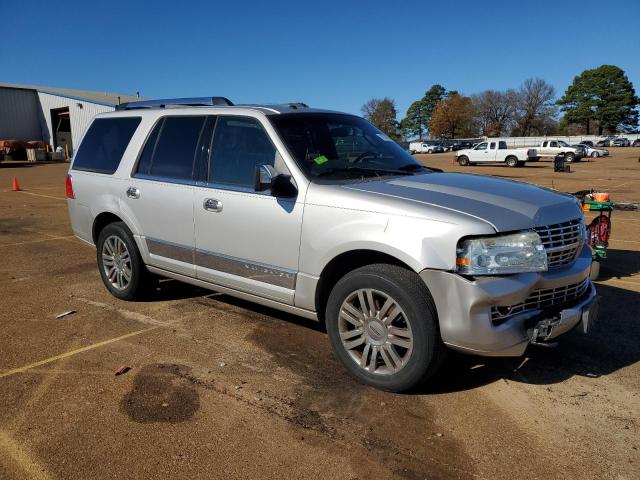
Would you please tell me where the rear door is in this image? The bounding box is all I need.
[192,115,303,304]
[121,115,209,277]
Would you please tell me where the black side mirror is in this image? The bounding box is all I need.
[255,164,297,198]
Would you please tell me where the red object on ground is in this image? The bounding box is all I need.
[114,366,131,376]
[12,176,21,191]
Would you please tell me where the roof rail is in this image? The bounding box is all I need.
[115,96,234,110]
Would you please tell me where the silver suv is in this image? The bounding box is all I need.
[66,97,598,392]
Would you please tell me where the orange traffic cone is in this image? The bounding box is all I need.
[12,176,22,191]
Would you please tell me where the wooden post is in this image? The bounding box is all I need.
[65,144,70,161]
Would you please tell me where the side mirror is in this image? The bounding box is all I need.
[255,164,277,192]
[255,164,297,198]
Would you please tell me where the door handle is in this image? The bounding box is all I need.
[126,187,140,199]
[203,198,223,212]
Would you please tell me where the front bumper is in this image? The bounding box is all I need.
[420,244,595,357]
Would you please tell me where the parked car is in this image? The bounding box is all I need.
[572,144,609,158]
[455,139,537,167]
[632,139,640,147]
[596,139,611,147]
[66,97,598,392]
[580,140,594,147]
[532,140,583,162]
[612,138,630,147]
[433,143,447,153]
[409,142,439,154]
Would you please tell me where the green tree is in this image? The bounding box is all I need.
[558,65,639,134]
[400,84,446,139]
[361,97,401,140]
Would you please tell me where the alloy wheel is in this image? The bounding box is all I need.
[101,235,132,290]
[338,288,413,375]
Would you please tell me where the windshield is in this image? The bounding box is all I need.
[269,113,428,181]
[558,140,570,147]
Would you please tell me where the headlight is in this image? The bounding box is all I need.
[456,231,547,275]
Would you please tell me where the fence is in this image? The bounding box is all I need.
[480,134,640,147]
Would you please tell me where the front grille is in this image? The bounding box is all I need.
[491,277,590,322]
[535,218,583,268]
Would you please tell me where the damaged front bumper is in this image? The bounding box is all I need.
[420,244,596,357]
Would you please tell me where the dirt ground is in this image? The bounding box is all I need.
[1,148,638,480]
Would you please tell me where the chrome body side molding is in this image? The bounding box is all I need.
[145,237,297,290]
[146,265,317,321]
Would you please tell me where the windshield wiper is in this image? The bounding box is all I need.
[397,163,427,172]
[315,166,414,177]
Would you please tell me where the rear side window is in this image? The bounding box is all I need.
[73,117,141,174]
[136,116,207,180]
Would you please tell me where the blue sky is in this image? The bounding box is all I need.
[1,0,639,116]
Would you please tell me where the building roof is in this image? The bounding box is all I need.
[0,82,142,106]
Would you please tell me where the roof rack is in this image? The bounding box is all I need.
[115,96,234,110]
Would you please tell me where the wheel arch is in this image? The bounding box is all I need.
[314,249,417,323]
[92,211,129,244]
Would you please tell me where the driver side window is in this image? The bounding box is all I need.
[209,116,276,189]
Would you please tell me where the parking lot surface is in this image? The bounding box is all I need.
[1,149,639,479]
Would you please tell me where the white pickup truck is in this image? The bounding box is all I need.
[455,139,537,167]
[532,140,582,162]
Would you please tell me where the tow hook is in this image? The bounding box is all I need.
[529,320,559,348]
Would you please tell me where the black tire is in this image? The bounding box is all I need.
[565,152,575,163]
[96,221,152,301]
[591,151,599,158]
[457,155,469,166]
[506,156,518,167]
[325,264,445,392]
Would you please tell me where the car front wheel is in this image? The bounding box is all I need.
[326,264,445,392]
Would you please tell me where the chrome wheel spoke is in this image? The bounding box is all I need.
[389,336,411,349]
[340,328,363,340]
[388,326,411,339]
[368,346,379,372]
[344,336,365,349]
[340,309,361,327]
[360,344,371,368]
[384,343,402,367]
[343,302,364,321]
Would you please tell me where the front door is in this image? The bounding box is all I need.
[193,115,304,304]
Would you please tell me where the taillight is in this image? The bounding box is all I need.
[65,174,75,199]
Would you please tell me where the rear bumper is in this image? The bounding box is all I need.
[420,244,594,356]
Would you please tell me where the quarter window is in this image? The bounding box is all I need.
[489,142,496,150]
[136,116,207,180]
[73,117,141,174]
[209,116,276,188]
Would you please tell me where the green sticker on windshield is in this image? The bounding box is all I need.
[314,155,329,165]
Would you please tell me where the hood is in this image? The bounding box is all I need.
[344,173,582,231]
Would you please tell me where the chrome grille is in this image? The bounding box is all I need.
[491,277,590,322]
[535,218,583,268]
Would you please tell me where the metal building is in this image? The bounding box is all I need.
[0,82,141,155]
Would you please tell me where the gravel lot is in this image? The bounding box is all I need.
[1,148,638,479]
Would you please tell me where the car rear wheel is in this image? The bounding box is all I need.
[506,156,518,167]
[326,264,445,392]
[97,222,151,300]
[457,155,469,166]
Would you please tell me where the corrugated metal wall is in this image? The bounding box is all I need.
[37,92,113,154]
[0,87,43,140]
